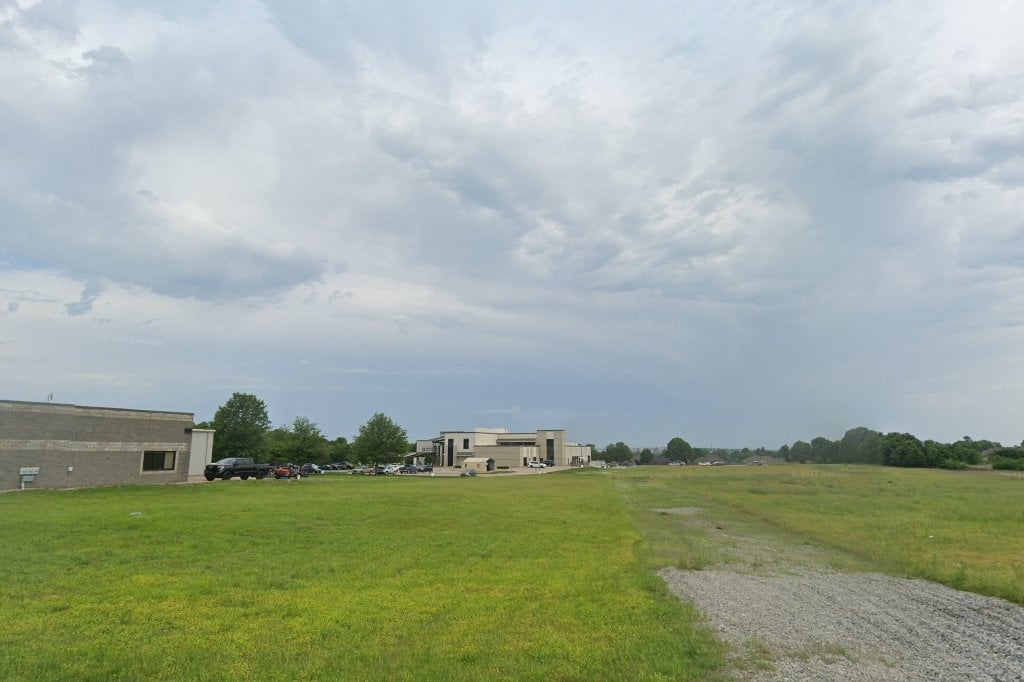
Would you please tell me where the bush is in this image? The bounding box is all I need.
[991,457,1024,471]
[938,459,966,470]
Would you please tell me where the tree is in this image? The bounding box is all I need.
[790,440,811,462]
[351,413,408,464]
[948,438,981,465]
[291,416,328,463]
[810,437,835,463]
[603,442,633,464]
[880,432,925,467]
[265,425,293,462]
[327,437,351,462]
[638,448,654,464]
[665,437,693,462]
[211,392,271,460]
[838,427,883,464]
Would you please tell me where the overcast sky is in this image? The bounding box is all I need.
[2,1,1023,449]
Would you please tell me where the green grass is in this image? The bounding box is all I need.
[5,465,1021,680]
[613,464,1024,604]
[0,474,725,681]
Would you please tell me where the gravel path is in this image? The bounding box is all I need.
[654,509,1024,681]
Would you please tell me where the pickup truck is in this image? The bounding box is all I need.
[204,457,270,481]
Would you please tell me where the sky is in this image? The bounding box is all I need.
[2,1,1023,450]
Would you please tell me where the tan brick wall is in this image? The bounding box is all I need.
[0,401,193,490]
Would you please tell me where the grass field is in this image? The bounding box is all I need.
[615,464,1024,605]
[0,472,724,681]
[2,465,1021,680]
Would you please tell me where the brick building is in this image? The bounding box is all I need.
[0,400,196,491]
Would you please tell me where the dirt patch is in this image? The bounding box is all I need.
[651,507,705,516]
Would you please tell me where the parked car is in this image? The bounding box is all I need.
[544,460,555,467]
[273,465,297,479]
[382,464,402,475]
[334,462,353,470]
[417,464,433,473]
[204,457,270,481]
[527,461,546,468]
[398,464,418,474]
[352,465,374,475]
[460,469,477,477]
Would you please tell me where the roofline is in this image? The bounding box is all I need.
[0,399,194,418]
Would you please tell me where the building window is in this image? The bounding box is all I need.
[463,438,470,450]
[142,451,176,471]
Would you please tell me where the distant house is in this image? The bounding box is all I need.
[415,428,591,469]
[0,400,205,491]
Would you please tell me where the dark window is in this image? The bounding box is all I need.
[142,451,176,471]
[447,439,454,467]
[463,438,470,450]
[546,438,555,460]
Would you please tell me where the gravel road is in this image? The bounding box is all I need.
[653,508,1024,681]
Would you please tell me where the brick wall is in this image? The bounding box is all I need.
[0,401,194,490]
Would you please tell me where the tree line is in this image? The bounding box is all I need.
[201,392,1024,472]
[196,392,412,465]
[594,428,1023,470]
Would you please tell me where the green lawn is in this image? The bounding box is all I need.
[614,464,1024,605]
[0,473,724,681]
[4,465,1020,680]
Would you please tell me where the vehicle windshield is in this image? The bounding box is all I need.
[211,458,235,465]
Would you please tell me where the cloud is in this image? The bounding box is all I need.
[79,45,130,77]
[64,280,105,316]
[1,1,1023,447]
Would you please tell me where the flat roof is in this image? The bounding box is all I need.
[0,399,193,418]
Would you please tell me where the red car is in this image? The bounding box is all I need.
[273,465,297,479]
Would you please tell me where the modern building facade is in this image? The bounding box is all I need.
[416,428,591,469]
[0,400,198,491]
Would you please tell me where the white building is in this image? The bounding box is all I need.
[415,428,591,469]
